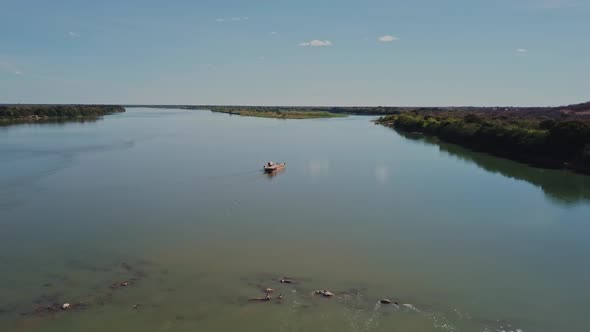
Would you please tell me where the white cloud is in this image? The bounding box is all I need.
[242,17,249,20]
[516,48,528,53]
[378,35,399,43]
[257,56,266,60]
[231,17,241,21]
[299,40,333,47]
[270,31,278,35]
[215,18,225,22]
[68,31,80,38]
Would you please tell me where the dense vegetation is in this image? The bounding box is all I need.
[0,104,125,122]
[376,102,590,174]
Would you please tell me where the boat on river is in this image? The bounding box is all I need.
[264,161,286,173]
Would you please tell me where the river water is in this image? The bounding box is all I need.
[1,108,589,332]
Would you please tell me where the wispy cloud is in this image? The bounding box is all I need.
[537,0,578,9]
[516,48,529,53]
[0,61,23,75]
[270,31,278,35]
[378,35,399,43]
[68,31,80,38]
[299,40,333,47]
[216,16,249,22]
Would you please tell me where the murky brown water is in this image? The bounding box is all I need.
[1,108,589,332]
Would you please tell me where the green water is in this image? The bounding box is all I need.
[1,108,589,332]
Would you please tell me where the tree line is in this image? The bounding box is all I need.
[377,108,590,174]
[0,104,125,120]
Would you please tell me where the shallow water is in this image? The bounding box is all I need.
[1,108,589,332]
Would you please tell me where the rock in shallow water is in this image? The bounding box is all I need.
[314,290,334,297]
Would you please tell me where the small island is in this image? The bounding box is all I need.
[0,104,125,124]
[209,107,346,119]
[376,101,590,174]
[126,105,409,117]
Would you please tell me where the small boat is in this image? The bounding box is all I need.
[264,161,286,173]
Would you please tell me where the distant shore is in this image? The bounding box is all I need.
[2,103,589,175]
[125,102,590,117]
[0,104,125,124]
[209,107,346,119]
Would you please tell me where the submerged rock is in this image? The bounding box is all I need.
[248,297,271,302]
[120,262,133,272]
[280,278,294,284]
[249,293,272,302]
[111,281,130,289]
[314,290,334,297]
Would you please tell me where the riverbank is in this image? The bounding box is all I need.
[0,104,125,124]
[376,102,590,174]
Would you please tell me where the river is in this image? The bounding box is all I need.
[1,107,589,332]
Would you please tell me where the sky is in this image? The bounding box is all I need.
[0,0,589,106]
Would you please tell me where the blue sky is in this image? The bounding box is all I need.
[0,0,588,106]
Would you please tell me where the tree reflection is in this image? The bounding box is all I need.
[394,129,590,205]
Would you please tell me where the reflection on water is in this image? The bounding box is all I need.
[394,129,590,205]
[0,117,102,129]
[264,167,286,179]
[308,160,330,178]
[374,164,390,185]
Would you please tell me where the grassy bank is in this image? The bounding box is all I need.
[210,107,346,119]
[0,104,125,123]
[376,102,590,174]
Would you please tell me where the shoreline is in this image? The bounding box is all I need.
[376,110,590,175]
[0,105,125,124]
